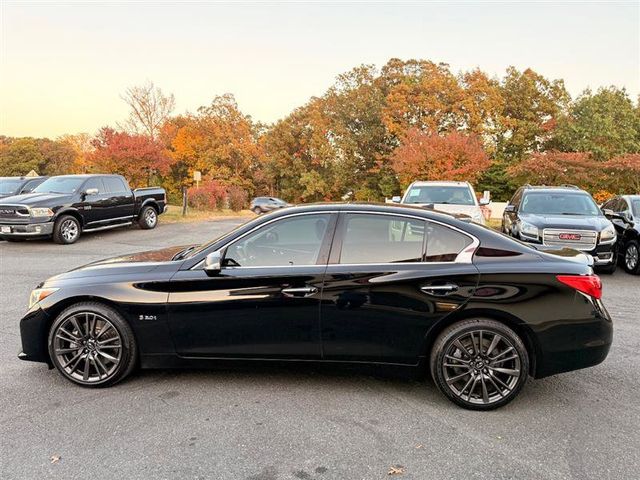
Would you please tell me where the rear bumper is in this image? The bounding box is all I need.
[0,222,54,237]
[534,299,613,378]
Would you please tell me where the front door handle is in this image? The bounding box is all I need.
[420,284,459,296]
[281,286,318,298]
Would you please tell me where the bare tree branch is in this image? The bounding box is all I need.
[119,80,175,140]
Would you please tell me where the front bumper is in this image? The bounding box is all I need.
[18,306,52,365]
[0,222,54,237]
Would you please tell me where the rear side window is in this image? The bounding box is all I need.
[338,214,425,264]
[425,222,473,262]
[103,177,128,193]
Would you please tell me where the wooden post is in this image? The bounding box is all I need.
[182,186,187,216]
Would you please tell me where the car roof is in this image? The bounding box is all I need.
[409,181,471,187]
[521,185,587,194]
[47,174,118,179]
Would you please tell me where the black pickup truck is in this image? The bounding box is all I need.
[0,174,166,244]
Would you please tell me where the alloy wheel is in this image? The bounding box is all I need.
[441,329,522,406]
[61,219,79,242]
[52,312,122,384]
[144,208,157,227]
[626,244,639,271]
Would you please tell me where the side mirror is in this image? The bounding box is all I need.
[391,196,401,203]
[479,198,491,206]
[84,188,99,196]
[204,250,222,276]
[602,208,614,217]
[504,204,515,213]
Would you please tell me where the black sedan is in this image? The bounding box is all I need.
[18,203,612,410]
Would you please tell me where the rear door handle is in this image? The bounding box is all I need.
[420,284,459,296]
[281,286,318,298]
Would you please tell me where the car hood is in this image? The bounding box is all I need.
[45,245,193,282]
[0,192,74,206]
[410,203,481,216]
[520,213,611,231]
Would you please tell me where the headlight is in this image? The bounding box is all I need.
[28,288,59,309]
[519,220,539,239]
[29,207,54,218]
[600,225,617,244]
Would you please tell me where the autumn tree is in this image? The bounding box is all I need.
[391,129,490,187]
[88,127,169,187]
[508,151,599,190]
[57,133,94,173]
[120,81,175,140]
[549,87,640,160]
[603,154,640,193]
[0,138,44,175]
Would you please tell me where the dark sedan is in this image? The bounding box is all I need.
[18,203,612,410]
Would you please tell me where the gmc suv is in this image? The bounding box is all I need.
[502,185,617,273]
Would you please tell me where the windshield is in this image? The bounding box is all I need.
[404,185,475,206]
[631,198,640,217]
[0,179,23,195]
[521,193,600,216]
[33,177,85,194]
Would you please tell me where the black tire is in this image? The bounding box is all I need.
[138,205,158,229]
[596,261,617,275]
[252,207,262,215]
[52,215,81,244]
[48,302,137,387]
[430,318,529,410]
[623,240,640,274]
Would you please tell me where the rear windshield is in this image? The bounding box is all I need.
[404,185,475,206]
[521,192,600,216]
[0,179,23,195]
[33,177,85,194]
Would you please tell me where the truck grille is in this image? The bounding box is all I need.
[0,205,30,220]
[542,228,597,251]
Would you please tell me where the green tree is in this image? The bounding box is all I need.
[0,138,45,176]
[549,87,640,160]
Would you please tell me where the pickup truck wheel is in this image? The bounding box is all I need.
[53,215,81,244]
[138,206,157,229]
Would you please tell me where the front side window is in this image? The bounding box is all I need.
[83,177,105,193]
[339,214,425,264]
[425,222,473,262]
[520,193,600,216]
[224,214,331,267]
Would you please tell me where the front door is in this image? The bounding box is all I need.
[320,213,479,364]
[167,213,337,359]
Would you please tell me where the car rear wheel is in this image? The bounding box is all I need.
[252,207,262,215]
[53,215,81,244]
[623,240,640,274]
[138,205,158,229]
[430,319,529,410]
[48,302,137,387]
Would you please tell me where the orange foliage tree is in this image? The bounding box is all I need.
[88,128,170,187]
[391,129,490,187]
[603,154,640,193]
[508,151,599,190]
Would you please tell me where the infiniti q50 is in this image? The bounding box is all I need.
[18,203,612,410]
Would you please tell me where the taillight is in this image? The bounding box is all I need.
[556,274,602,299]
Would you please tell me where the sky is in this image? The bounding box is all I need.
[1,1,638,138]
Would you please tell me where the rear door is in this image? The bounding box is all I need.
[320,212,480,364]
[103,176,135,221]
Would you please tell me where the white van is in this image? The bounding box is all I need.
[394,181,489,225]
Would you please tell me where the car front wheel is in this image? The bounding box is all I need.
[623,240,640,274]
[252,207,262,215]
[48,302,137,387]
[430,319,529,410]
[53,215,81,244]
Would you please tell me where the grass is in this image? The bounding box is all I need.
[162,205,255,223]
[485,218,502,230]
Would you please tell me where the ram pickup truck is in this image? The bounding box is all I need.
[0,174,166,244]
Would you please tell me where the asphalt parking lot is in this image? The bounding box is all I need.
[1,219,639,480]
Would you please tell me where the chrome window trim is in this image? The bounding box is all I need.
[190,209,479,270]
